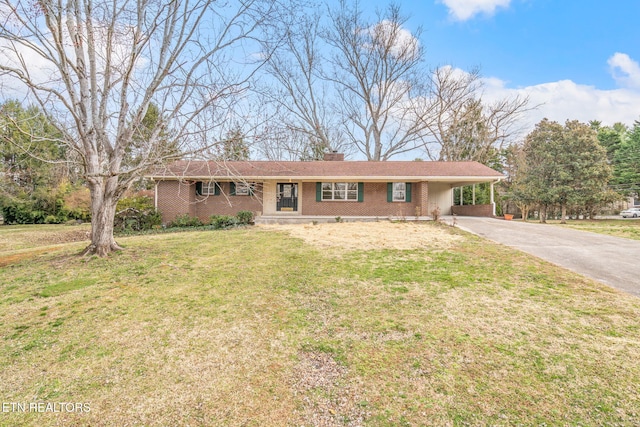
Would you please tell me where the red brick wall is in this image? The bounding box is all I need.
[156,181,196,224]
[451,204,494,217]
[300,182,422,217]
[194,182,263,221]
[156,180,263,224]
[157,180,431,221]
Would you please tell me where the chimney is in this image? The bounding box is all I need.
[323,150,344,161]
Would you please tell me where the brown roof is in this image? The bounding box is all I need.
[149,160,503,182]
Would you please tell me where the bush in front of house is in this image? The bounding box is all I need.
[163,211,253,231]
[114,195,162,232]
[236,210,254,225]
[168,214,203,228]
[210,215,237,229]
[115,208,162,232]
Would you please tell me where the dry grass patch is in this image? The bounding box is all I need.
[259,221,462,251]
[0,224,90,253]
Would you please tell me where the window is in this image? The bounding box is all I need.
[202,182,219,196]
[321,182,358,201]
[392,182,406,201]
[387,182,412,202]
[232,182,253,196]
[196,181,219,196]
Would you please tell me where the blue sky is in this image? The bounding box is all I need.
[418,0,640,90]
[345,0,640,128]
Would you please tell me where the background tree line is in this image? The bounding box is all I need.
[498,119,640,221]
[0,0,637,254]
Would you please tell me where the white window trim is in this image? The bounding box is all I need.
[321,182,358,201]
[235,182,252,196]
[202,182,218,195]
[392,182,406,202]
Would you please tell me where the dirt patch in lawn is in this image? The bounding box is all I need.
[0,225,90,266]
[0,248,53,267]
[259,221,462,251]
[31,228,90,246]
[291,351,368,426]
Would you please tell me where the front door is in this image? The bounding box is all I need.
[276,183,298,212]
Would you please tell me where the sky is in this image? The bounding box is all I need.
[2,0,639,138]
[349,0,640,130]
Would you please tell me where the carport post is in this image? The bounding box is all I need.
[490,181,496,216]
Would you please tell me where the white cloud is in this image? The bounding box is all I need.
[481,76,640,132]
[365,20,420,60]
[608,52,640,89]
[439,0,511,21]
[441,54,640,133]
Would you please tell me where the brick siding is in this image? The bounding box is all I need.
[156,181,263,224]
[451,204,494,217]
[194,182,263,221]
[156,181,196,224]
[300,182,422,217]
[157,180,437,222]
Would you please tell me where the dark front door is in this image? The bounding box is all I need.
[276,183,298,212]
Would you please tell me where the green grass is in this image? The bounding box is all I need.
[1,224,640,426]
[551,218,640,240]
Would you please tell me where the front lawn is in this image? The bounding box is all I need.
[1,223,639,426]
[552,218,640,240]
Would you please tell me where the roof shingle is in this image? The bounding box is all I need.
[149,160,504,180]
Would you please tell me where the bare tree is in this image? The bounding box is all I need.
[325,1,432,161]
[262,12,333,154]
[424,66,531,164]
[0,0,277,255]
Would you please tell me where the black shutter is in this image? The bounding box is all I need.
[195,181,203,196]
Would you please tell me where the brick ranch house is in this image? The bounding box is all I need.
[148,155,504,224]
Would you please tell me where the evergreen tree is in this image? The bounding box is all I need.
[513,119,612,222]
[612,121,640,197]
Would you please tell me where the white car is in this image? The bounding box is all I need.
[621,207,640,218]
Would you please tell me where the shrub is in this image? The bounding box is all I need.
[113,195,162,232]
[210,215,237,229]
[236,210,254,224]
[115,208,162,232]
[44,215,59,224]
[168,214,203,228]
[116,195,154,211]
[1,184,89,224]
[431,206,441,221]
[63,187,91,221]
[1,200,32,224]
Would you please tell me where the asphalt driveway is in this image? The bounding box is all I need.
[451,216,640,297]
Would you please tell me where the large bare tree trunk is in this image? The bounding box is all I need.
[82,177,124,256]
[84,199,122,257]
